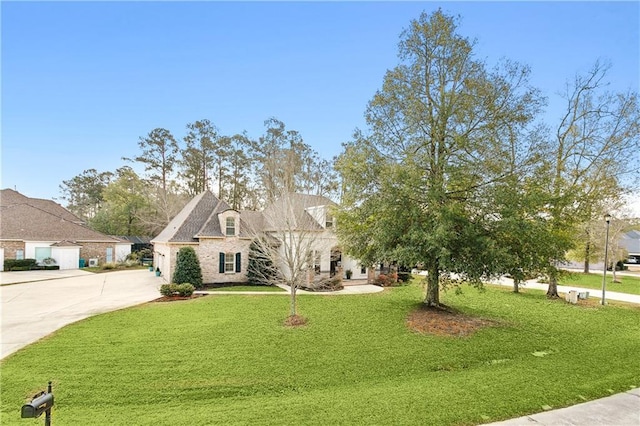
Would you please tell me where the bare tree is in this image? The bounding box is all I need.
[545,61,640,297]
[245,191,335,318]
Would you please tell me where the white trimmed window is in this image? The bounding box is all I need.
[219,252,241,274]
[225,252,235,272]
[226,217,236,236]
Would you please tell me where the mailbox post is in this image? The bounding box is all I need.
[21,382,53,425]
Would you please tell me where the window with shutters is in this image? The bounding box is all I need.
[225,252,235,272]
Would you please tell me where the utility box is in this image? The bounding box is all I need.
[578,291,589,300]
[565,290,578,304]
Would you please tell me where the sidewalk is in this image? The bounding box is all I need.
[197,283,384,296]
[483,388,640,425]
[487,276,640,305]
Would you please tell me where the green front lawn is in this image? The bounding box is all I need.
[1,284,638,425]
[559,272,640,295]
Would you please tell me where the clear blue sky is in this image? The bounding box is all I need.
[2,1,638,209]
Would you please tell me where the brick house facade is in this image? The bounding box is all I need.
[152,191,368,284]
[0,189,129,269]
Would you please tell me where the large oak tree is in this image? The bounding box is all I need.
[336,10,545,306]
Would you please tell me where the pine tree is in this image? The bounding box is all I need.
[247,240,278,286]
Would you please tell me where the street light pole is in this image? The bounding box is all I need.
[601,213,611,305]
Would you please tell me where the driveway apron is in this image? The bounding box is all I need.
[1,269,162,359]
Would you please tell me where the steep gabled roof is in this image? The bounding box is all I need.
[262,193,336,232]
[195,204,236,238]
[1,188,84,224]
[0,203,120,242]
[153,191,337,243]
[153,191,236,242]
[239,210,264,237]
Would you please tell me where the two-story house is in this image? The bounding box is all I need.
[151,191,368,284]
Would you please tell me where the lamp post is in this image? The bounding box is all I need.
[601,213,612,305]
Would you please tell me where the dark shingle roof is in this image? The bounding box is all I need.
[1,188,84,224]
[0,203,120,242]
[153,191,335,242]
[262,193,335,232]
[153,191,237,242]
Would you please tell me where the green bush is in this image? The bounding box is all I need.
[177,283,195,297]
[160,284,175,297]
[160,283,195,297]
[101,263,118,270]
[10,266,32,271]
[4,258,38,271]
[398,272,413,283]
[44,265,60,270]
[172,247,203,288]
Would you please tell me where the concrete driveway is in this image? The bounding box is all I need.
[1,269,162,359]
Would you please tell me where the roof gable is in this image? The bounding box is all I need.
[1,188,83,224]
[153,191,235,242]
[0,203,120,242]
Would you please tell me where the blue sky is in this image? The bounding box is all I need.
[2,1,638,210]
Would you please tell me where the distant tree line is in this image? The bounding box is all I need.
[59,118,338,237]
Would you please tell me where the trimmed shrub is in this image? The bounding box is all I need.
[160,284,175,297]
[160,283,195,297]
[177,283,195,297]
[4,258,38,271]
[172,247,203,288]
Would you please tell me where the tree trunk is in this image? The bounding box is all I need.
[546,273,559,298]
[583,241,590,273]
[424,260,440,306]
[513,279,520,293]
[290,284,297,317]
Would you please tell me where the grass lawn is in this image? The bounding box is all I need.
[204,285,285,292]
[558,272,640,295]
[1,284,638,425]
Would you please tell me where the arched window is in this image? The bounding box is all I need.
[226,217,236,236]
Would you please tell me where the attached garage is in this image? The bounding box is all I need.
[51,241,81,270]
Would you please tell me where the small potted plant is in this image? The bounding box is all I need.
[149,265,154,272]
[345,269,352,280]
[155,267,161,277]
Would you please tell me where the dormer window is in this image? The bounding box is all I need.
[325,214,334,229]
[226,217,236,236]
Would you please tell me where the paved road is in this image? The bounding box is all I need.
[1,269,162,359]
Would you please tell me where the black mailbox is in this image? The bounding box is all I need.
[21,392,54,418]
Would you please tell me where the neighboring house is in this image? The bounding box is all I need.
[151,191,368,284]
[0,189,130,270]
[620,230,640,263]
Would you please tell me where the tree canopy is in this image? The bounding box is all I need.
[336,10,556,305]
